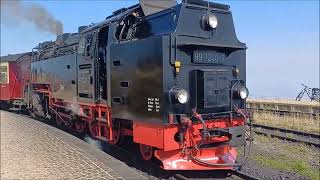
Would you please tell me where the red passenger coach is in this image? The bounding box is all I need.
[0,53,32,108]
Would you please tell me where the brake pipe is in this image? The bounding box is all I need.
[189,108,254,167]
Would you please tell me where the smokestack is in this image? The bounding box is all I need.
[1,0,63,35]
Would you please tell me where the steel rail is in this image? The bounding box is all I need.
[174,171,261,180]
[232,170,260,180]
[253,124,320,139]
[253,125,320,148]
[248,108,319,118]
[173,174,189,180]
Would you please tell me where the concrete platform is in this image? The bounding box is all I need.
[0,111,147,180]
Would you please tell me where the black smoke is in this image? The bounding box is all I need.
[1,0,63,35]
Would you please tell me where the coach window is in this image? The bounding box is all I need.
[0,64,8,84]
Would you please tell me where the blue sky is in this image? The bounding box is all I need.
[1,0,319,99]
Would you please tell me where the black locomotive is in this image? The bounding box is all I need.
[4,0,252,170]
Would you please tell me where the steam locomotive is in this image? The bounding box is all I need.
[0,0,252,170]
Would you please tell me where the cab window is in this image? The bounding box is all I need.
[0,64,8,84]
[85,32,96,57]
[78,33,96,58]
[78,37,86,56]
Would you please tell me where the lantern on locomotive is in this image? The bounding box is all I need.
[27,0,252,170]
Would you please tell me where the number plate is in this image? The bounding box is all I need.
[193,50,226,64]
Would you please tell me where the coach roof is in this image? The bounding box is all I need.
[0,52,32,63]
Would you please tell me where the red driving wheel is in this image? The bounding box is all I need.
[109,121,121,145]
[89,122,99,138]
[55,115,63,126]
[139,144,154,161]
[74,121,86,133]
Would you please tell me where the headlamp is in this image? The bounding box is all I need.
[239,86,249,99]
[233,85,249,100]
[203,14,218,29]
[207,15,218,29]
[169,87,189,104]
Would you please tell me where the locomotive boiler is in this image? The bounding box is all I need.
[6,0,253,170]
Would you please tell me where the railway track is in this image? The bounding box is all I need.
[173,170,260,180]
[252,123,320,147]
[86,135,261,180]
[101,137,260,180]
[231,170,260,180]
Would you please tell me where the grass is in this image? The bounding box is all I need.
[253,112,320,134]
[251,135,320,180]
[253,154,319,180]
